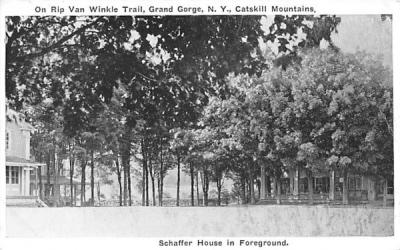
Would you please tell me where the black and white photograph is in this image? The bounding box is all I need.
[1,1,398,249]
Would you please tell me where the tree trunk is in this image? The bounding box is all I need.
[141,139,146,206]
[307,170,314,205]
[203,192,208,206]
[145,161,149,206]
[160,174,164,206]
[122,147,129,206]
[217,177,222,206]
[158,164,163,206]
[127,159,132,206]
[142,165,145,206]
[176,156,181,206]
[80,160,86,206]
[97,181,101,203]
[383,178,388,207]
[157,177,160,206]
[74,185,78,206]
[158,139,164,206]
[190,163,194,206]
[45,153,51,198]
[260,165,266,200]
[121,132,132,206]
[123,160,127,206]
[249,167,256,204]
[266,175,271,197]
[54,149,60,207]
[246,178,251,203]
[240,176,246,204]
[68,146,74,207]
[38,165,43,200]
[90,150,95,206]
[69,157,74,207]
[115,156,122,206]
[151,174,156,206]
[149,158,156,206]
[201,170,209,206]
[196,170,200,206]
[342,169,348,205]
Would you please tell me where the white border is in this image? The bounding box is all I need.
[0,0,398,15]
[0,0,399,250]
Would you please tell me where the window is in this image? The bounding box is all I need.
[30,170,36,182]
[315,177,330,193]
[299,178,308,193]
[280,178,290,195]
[11,167,19,184]
[334,177,343,193]
[348,176,362,191]
[6,131,10,150]
[6,166,19,184]
[6,166,9,184]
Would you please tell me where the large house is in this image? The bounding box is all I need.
[6,107,46,206]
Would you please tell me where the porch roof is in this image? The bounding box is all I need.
[6,156,46,167]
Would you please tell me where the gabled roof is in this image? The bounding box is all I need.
[6,107,34,131]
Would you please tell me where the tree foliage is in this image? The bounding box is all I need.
[6,14,391,207]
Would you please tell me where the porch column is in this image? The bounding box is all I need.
[20,167,25,195]
[260,165,266,200]
[329,170,335,200]
[293,167,299,198]
[25,169,30,195]
[35,168,38,196]
[289,169,294,195]
[271,177,276,198]
[276,177,281,204]
[368,178,376,201]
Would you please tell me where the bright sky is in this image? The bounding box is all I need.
[261,15,392,67]
[332,15,392,67]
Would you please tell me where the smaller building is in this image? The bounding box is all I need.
[259,165,394,205]
[6,107,46,206]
